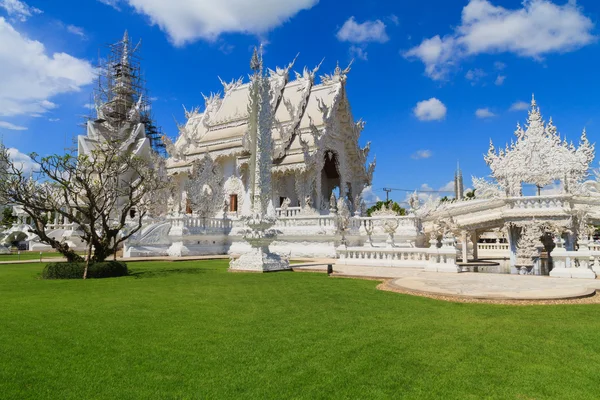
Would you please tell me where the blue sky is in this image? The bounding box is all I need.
[1,0,599,204]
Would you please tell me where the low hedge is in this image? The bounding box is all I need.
[42,261,129,280]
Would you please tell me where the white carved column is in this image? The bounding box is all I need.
[461,230,469,262]
[471,230,479,260]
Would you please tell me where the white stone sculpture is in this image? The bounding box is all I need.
[229,48,290,272]
[484,95,594,196]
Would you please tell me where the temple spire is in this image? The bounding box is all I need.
[454,161,464,200]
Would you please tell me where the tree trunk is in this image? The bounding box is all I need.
[83,241,93,280]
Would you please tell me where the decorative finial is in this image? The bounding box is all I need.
[250,46,263,72]
[531,93,536,108]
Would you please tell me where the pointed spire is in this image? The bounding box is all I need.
[121,30,130,66]
[531,93,536,108]
[250,45,263,72]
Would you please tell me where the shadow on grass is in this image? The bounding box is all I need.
[129,267,214,279]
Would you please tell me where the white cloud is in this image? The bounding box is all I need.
[404,0,595,80]
[405,181,455,205]
[360,186,380,205]
[48,118,60,122]
[387,14,399,26]
[66,25,86,38]
[336,17,389,44]
[510,101,529,111]
[413,98,447,121]
[99,0,318,45]
[349,45,368,61]
[465,68,486,84]
[0,0,41,22]
[495,75,506,85]
[475,108,496,118]
[0,18,95,117]
[494,61,506,70]
[97,0,121,10]
[83,103,95,109]
[540,181,563,195]
[439,181,455,193]
[411,149,433,160]
[7,147,37,175]
[0,120,27,130]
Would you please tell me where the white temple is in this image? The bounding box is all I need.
[162,57,375,218]
[4,33,600,281]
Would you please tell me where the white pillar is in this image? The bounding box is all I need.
[471,230,479,260]
[461,230,469,262]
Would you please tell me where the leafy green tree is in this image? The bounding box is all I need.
[366,200,406,217]
[465,190,476,200]
[1,207,16,229]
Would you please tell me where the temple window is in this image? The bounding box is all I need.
[230,195,238,212]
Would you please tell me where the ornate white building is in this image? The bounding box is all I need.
[163,57,375,218]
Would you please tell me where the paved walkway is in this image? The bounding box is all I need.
[292,262,600,301]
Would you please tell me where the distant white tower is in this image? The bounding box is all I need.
[454,162,464,200]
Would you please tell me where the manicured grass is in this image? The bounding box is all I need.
[0,251,66,262]
[1,260,599,399]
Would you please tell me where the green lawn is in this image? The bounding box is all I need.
[0,251,66,262]
[1,260,599,399]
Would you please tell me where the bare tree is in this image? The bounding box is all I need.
[0,142,170,277]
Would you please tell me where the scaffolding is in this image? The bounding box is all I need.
[90,31,166,156]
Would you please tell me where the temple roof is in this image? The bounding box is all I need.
[165,59,352,170]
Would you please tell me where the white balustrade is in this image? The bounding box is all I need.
[275,207,302,217]
[477,243,509,251]
[549,248,597,279]
[506,195,569,210]
[337,245,459,272]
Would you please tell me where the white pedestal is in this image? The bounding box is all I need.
[549,267,573,278]
[570,268,596,279]
[167,241,190,257]
[229,247,290,272]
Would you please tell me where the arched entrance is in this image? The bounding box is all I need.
[321,151,341,203]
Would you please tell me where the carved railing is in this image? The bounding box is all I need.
[351,216,420,231]
[274,215,335,228]
[170,216,233,233]
[275,207,302,217]
[505,195,570,210]
[337,244,458,272]
[588,243,600,251]
[549,247,598,279]
[477,243,509,251]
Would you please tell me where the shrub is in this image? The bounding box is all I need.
[42,261,128,280]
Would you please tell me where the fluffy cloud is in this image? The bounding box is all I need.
[494,75,506,85]
[0,121,26,130]
[510,101,530,111]
[411,150,433,160]
[0,0,41,22]
[7,147,37,175]
[0,18,95,117]
[404,0,595,80]
[475,108,496,118]
[336,17,389,44]
[99,0,318,45]
[413,98,447,121]
[360,186,380,206]
[405,181,455,205]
